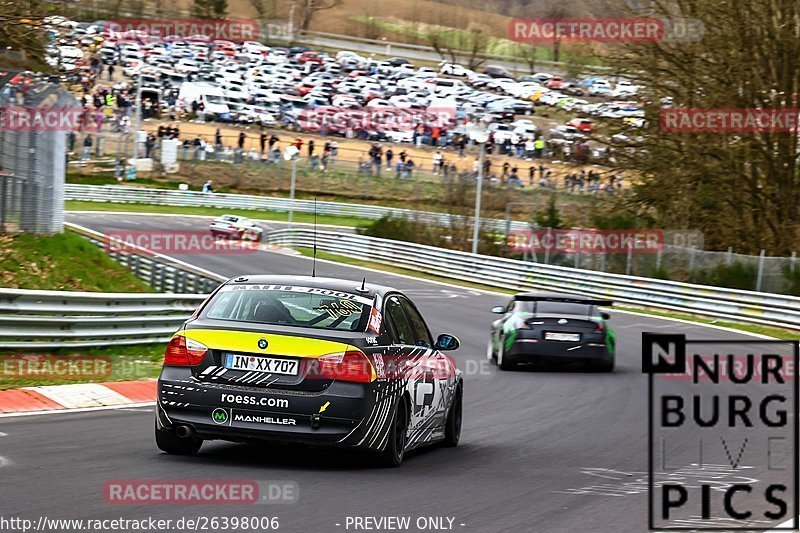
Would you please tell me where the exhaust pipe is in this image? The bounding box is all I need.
[175,425,195,438]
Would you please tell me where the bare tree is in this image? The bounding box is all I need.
[602,0,800,254]
[295,0,343,33]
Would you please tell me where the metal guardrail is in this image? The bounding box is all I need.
[298,30,613,75]
[266,229,800,330]
[64,184,529,232]
[6,224,798,349]
[66,223,225,295]
[0,225,225,348]
[0,289,206,349]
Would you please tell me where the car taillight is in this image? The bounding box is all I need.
[317,350,375,383]
[164,335,208,366]
[595,325,606,333]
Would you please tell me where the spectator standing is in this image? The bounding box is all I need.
[82,134,93,160]
[433,151,443,175]
[385,148,393,171]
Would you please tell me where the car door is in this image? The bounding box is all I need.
[382,295,437,433]
[398,296,454,429]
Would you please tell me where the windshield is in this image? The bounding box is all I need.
[203,286,373,331]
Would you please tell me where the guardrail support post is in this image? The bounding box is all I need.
[543,227,551,265]
[626,248,633,276]
[756,249,765,292]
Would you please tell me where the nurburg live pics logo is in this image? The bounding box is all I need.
[642,333,799,530]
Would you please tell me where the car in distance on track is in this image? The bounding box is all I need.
[487,293,615,372]
[208,214,263,241]
[156,276,463,467]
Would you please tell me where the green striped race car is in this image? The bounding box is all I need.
[487,293,615,372]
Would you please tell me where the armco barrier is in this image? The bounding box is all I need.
[66,223,226,294]
[5,225,798,348]
[0,224,225,348]
[64,184,529,233]
[266,228,800,330]
[0,290,206,348]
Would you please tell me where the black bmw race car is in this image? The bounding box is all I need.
[487,292,615,372]
[156,275,463,467]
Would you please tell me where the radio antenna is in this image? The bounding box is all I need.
[312,198,317,278]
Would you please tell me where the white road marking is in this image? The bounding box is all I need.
[0,401,155,418]
[0,456,10,468]
[0,431,7,437]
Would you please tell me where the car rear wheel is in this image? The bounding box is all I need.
[442,385,462,447]
[377,397,408,467]
[155,423,203,455]
[498,338,514,371]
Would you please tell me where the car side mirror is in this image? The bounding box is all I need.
[491,306,506,314]
[435,334,460,351]
[600,312,611,320]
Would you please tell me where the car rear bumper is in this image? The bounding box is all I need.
[156,366,391,450]
[505,339,611,364]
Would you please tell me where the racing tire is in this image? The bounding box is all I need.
[155,423,203,455]
[442,385,462,448]
[498,339,515,371]
[377,397,409,467]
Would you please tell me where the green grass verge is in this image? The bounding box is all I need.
[293,247,800,339]
[65,200,367,227]
[0,344,165,390]
[0,232,154,292]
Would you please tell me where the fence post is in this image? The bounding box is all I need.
[656,248,662,272]
[727,247,733,266]
[688,246,696,277]
[756,249,765,292]
[544,227,551,265]
[626,248,633,276]
[791,252,797,273]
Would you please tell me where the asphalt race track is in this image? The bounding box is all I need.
[0,212,794,533]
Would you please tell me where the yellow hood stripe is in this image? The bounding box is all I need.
[180,329,352,358]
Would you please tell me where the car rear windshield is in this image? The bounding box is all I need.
[518,301,592,316]
[203,286,373,331]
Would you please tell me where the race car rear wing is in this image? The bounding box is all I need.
[514,294,614,307]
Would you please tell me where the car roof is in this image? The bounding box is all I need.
[224,275,398,299]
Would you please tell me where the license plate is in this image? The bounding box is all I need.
[544,332,581,342]
[224,353,299,375]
